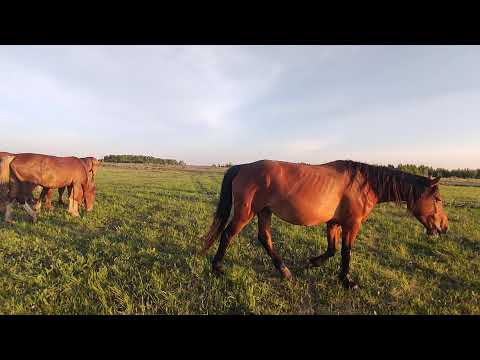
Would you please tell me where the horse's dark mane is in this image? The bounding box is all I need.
[332,160,435,208]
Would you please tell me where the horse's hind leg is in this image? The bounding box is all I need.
[18,183,37,222]
[257,207,292,279]
[22,201,37,222]
[211,201,254,275]
[4,177,20,223]
[4,200,15,223]
[310,221,341,267]
[6,181,37,222]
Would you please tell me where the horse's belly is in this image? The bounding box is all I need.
[270,197,337,226]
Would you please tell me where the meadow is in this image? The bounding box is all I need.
[0,165,479,315]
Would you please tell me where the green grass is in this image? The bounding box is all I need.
[0,166,479,314]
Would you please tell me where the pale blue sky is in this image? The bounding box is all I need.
[0,45,479,168]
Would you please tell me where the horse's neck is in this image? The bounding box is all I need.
[373,181,408,204]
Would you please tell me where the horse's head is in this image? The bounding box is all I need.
[411,177,449,236]
[81,157,100,182]
[91,158,100,176]
[83,180,96,212]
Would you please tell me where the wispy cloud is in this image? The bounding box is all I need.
[0,45,478,167]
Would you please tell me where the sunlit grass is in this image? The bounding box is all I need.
[0,167,479,314]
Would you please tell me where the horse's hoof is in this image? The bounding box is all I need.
[341,276,359,290]
[212,264,225,276]
[280,265,293,280]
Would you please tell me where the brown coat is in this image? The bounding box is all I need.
[202,160,449,289]
[0,153,96,220]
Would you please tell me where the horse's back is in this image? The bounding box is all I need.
[10,153,86,187]
[233,160,349,225]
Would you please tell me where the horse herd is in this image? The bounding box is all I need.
[0,152,98,222]
[0,153,449,290]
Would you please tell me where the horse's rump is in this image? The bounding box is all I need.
[9,153,87,189]
[0,154,16,210]
[0,155,15,185]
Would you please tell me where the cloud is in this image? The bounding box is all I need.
[0,46,478,167]
[282,137,341,160]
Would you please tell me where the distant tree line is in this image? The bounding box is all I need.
[388,163,480,179]
[103,155,186,166]
[102,155,478,178]
[211,162,234,168]
[210,161,480,178]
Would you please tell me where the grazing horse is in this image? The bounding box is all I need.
[0,152,38,213]
[201,160,449,289]
[0,153,96,222]
[41,156,100,209]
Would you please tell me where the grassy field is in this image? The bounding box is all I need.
[0,166,479,315]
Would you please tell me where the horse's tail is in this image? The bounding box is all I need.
[200,165,242,255]
[0,155,15,185]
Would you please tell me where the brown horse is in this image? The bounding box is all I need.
[41,156,100,209]
[0,153,96,222]
[0,152,13,213]
[201,160,449,289]
[0,152,38,213]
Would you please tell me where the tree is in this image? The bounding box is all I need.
[103,154,186,166]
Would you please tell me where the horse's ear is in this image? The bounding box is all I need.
[429,177,441,187]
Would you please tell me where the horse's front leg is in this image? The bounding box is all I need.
[310,221,341,267]
[35,187,50,212]
[339,221,361,289]
[68,183,80,217]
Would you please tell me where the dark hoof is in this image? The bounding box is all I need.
[341,276,359,290]
[212,263,225,276]
[279,265,293,280]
